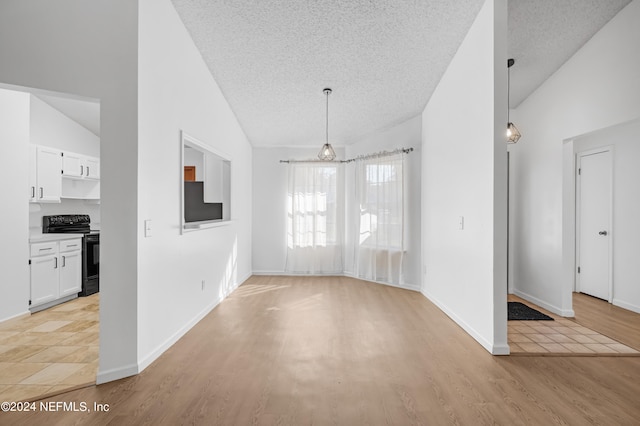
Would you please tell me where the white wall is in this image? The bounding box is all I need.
[1,0,253,383]
[30,95,100,157]
[252,146,344,273]
[0,0,140,382]
[0,88,30,323]
[29,95,101,232]
[137,0,252,372]
[573,120,640,312]
[421,0,508,354]
[509,0,640,316]
[344,116,422,290]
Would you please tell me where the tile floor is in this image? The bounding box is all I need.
[0,294,98,401]
[508,298,639,356]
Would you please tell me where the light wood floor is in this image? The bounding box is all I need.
[0,294,99,401]
[3,276,640,425]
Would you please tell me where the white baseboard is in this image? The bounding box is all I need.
[421,289,496,354]
[251,270,283,275]
[96,363,138,385]
[342,271,421,292]
[253,270,420,292]
[137,299,218,374]
[98,273,252,385]
[136,272,252,374]
[30,294,77,313]
[0,310,30,324]
[252,270,343,276]
[493,344,511,355]
[512,289,574,317]
[613,298,640,314]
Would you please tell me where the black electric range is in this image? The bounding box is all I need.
[43,215,99,296]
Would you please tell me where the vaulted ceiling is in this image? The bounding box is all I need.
[38,1,632,145]
[170,0,630,148]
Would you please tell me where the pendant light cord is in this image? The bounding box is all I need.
[325,89,329,144]
[507,63,510,123]
[507,58,514,123]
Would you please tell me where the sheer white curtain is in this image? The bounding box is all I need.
[353,153,404,285]
[285,163,344,274]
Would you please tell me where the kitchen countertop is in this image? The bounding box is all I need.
[29,233,85,243]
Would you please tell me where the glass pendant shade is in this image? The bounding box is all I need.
[318,143,336,161]
[317,88,337,161]
[506,59,522,144]
[506,122,521,144]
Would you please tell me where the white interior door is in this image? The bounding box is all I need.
[577,148,612,301]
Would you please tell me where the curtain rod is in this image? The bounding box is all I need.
[279,147,413,164]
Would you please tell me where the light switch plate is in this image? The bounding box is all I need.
[144,219,152,237]
[458,216,464,230]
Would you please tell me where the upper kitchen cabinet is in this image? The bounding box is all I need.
[85,156,100,179]
[62,152,100,180]
[29,95,100,202]
[30,145,62,203]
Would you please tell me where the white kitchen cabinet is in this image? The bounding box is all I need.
[29,242,59,307]
[62,152,100,180]
[85,156,100,179]
[61,151,84,178]
[29,144,37,201]
[29,237,82,310]
[34,145,62,203]
[59,151,100,200]
[59,246,82,297]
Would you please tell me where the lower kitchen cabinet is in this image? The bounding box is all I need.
[59,242,82,298]
[30,251,58,307]
[29,238,82,311]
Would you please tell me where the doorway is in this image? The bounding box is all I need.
[0,84,100,401]
[576,147,612,302]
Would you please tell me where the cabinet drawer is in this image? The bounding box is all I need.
[59,239,82,253]
[30,241,57,257]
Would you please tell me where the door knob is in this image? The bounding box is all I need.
[599,230,608,236]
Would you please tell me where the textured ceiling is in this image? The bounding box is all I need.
[36,0,633,146]
[170,0,631,147]
[171,0,486,147]
[508,0,631,107]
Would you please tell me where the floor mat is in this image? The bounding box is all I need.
[508,301,554,321]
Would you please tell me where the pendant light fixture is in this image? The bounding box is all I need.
[318,88,337,161]
[506,58,521,144]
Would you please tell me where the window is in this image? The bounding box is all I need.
[353,153,405,284]
[285,163,343,274]
[357,156,404,249]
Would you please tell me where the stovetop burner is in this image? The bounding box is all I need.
[43,214,92,234]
